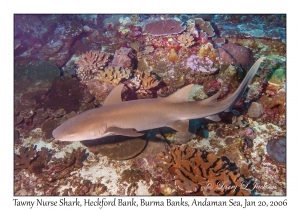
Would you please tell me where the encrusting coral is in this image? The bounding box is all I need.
[77,50,110,80]
[195,18,215,37]
[144,18,186,36]
[168,49,179,63]
[157,145,251,195]
[198,43,218,62]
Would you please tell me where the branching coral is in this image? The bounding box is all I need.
[130,70,160,99]
[77,50,110,80]
[14,145,37,170]
[45,148,85,182]
[157,145,251,195]
[144,18,186,36]
[14,145,51,174]
[97,66,131,84]
[178,33,195,48]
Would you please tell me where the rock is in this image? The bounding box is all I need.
[248,102,264,118]
[82,136,147,160]
[266,138,286,163]
[218,43,254,71]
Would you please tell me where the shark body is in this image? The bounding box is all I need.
[52,58,265,141]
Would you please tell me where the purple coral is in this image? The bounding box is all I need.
[144,19,185,36]
[186,54,217,73]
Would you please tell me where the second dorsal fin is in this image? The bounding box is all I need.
[103,84,124,106]
[200,90,221,105]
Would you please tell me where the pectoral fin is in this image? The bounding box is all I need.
[167,120,191,134]
[105,127,144,137]
[205,114,221,121]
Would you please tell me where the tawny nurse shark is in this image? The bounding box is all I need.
[52,57,265,141]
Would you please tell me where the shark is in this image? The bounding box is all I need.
[52,57,265,142]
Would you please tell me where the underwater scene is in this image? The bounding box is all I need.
[14,14,286,196]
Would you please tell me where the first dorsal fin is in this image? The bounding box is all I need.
[103,84,124,106]
[165,84,194,103]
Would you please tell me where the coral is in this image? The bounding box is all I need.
[97,66,131,84]
[195,18,215,37]
[257,91,286,125]
[157,145,251,195]
[247,102,264,118]
[34,77,85,113]
[266,138,286,163]
[267,68,286,86]
[168,49,179,63]
[76,50,110,80]
[198,43,218,62]
[41,119,57,139]
[111,47,133,68]
[45,148,85,182]
[144,18,185,36]
[14,61,60,94]
[186,18,215,38]
[178,33,195,48]
[14,145,51,174]
[186,54,218,73]
[14,145,37,170]
[85,79,115,103]
[131,70,160,99]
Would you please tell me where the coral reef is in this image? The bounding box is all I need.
[157,145,251,195]
[77,50,110,80]
[144,18,185,36]
[13,14,286,196]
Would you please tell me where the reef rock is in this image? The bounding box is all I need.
[218,43,254,70]
[266,137,286,163]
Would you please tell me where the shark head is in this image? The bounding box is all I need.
[52,111,108,141]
